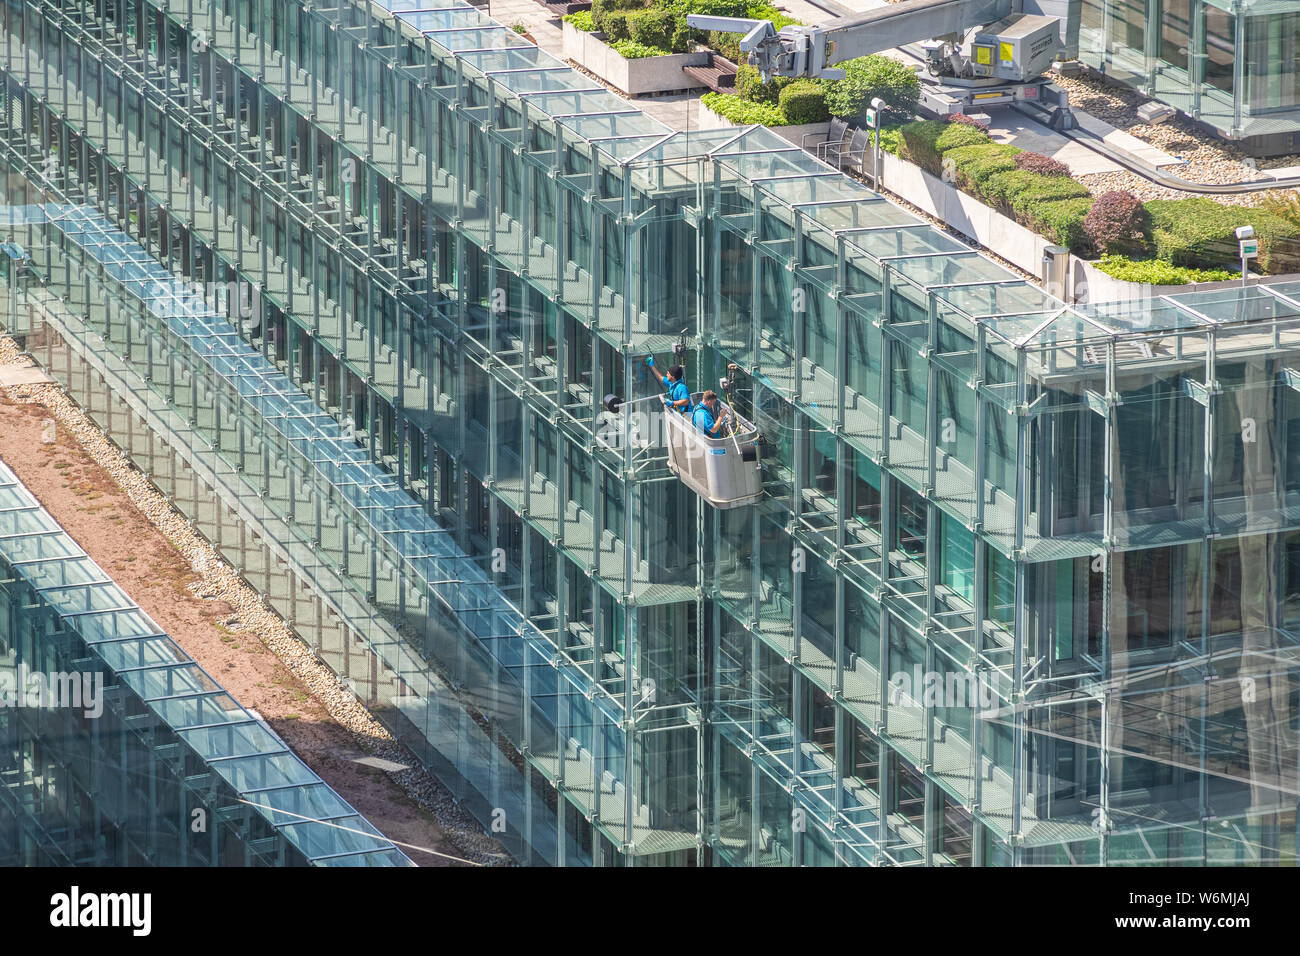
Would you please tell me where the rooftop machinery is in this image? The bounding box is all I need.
[688,0,1076,128]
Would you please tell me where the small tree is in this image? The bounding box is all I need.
[1083,190,1148,256]
[822,55,920,120]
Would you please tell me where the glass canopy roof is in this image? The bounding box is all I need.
[0,458,412,866]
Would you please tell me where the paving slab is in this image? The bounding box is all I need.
[1072,110,1184,168]
[0,364,54,387]
[986,114,1120,175]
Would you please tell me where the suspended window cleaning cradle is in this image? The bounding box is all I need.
[664,396,763,510]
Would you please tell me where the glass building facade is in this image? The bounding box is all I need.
[0,459,412,865]
[1076,0,1300,155]
[1,0,1299,866]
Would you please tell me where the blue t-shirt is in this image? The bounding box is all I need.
[693,404,720,436]
[662,376,692,414]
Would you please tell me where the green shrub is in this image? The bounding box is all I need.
[706,29,742,62]
[747,3,800,30]
[735,64,790,104]
[1022,197,1094,251]
[612,38,673,57]
[592,0,645,40]
[1095,254,1236,285]
[701,91,788,126]
[778,79,829,124]
[823,55,920,120]
[627,8,680,51]
[1082,190,1147,256]
[562,10,596,30]
[1146,197,1300,275]
[896,120,990,175]
[935,120,989,149]
[1013,151,1071,178]
[897,120,948,173]
[877,124,903,156]
[669,13,692,51]
[981,169,1089,216]
[672,0,750,15]
[603,10,632,39]
[701,5,799,61]
[942,142,1019,191]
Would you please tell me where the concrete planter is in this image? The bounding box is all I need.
[878,150,1300,305]
[1071,259,1300,305]
[695,99,831,148]
[880,150,1054,281]
[562,21,708,96]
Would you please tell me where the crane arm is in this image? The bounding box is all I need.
[688,0,1013,79]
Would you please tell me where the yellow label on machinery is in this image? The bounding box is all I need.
[999,42,1014,62]
[975,46,991,65]
[974,91,1005,99]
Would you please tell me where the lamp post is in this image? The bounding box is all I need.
[868,97,887,191]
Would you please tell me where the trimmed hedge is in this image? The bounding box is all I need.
[982,169,1090,214]
[891,117,1300,272]
[603,10,632,39]
[1145,198,1300,275]
[897,120,988,175]
[627,7,690,51]
[1023,197,1095,250]
[701,92,788,126]
[778,79,829,124]
[896,120,1093,252]
[627,8,670,48]
[941,142,1019,192]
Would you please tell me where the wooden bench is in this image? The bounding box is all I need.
[540,0,591,16]
[682,52,738,92]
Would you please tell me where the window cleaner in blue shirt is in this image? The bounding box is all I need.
[692,390,730,437]
[646,356,692,414]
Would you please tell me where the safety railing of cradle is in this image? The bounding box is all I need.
[663,396,763,510]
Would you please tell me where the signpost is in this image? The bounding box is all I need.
[1237,225,1257,289]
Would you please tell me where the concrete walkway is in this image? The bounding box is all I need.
[986,114,1123,175]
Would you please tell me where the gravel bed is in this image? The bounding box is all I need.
[0,335,513,866]
[1053,69,1300,206]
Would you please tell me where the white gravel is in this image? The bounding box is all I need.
[1053,69,1300,206]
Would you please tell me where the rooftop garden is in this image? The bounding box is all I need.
[892,118,1300,283]
[703,53,920,127]
[565,0,920,127]
[565,0,796,57]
